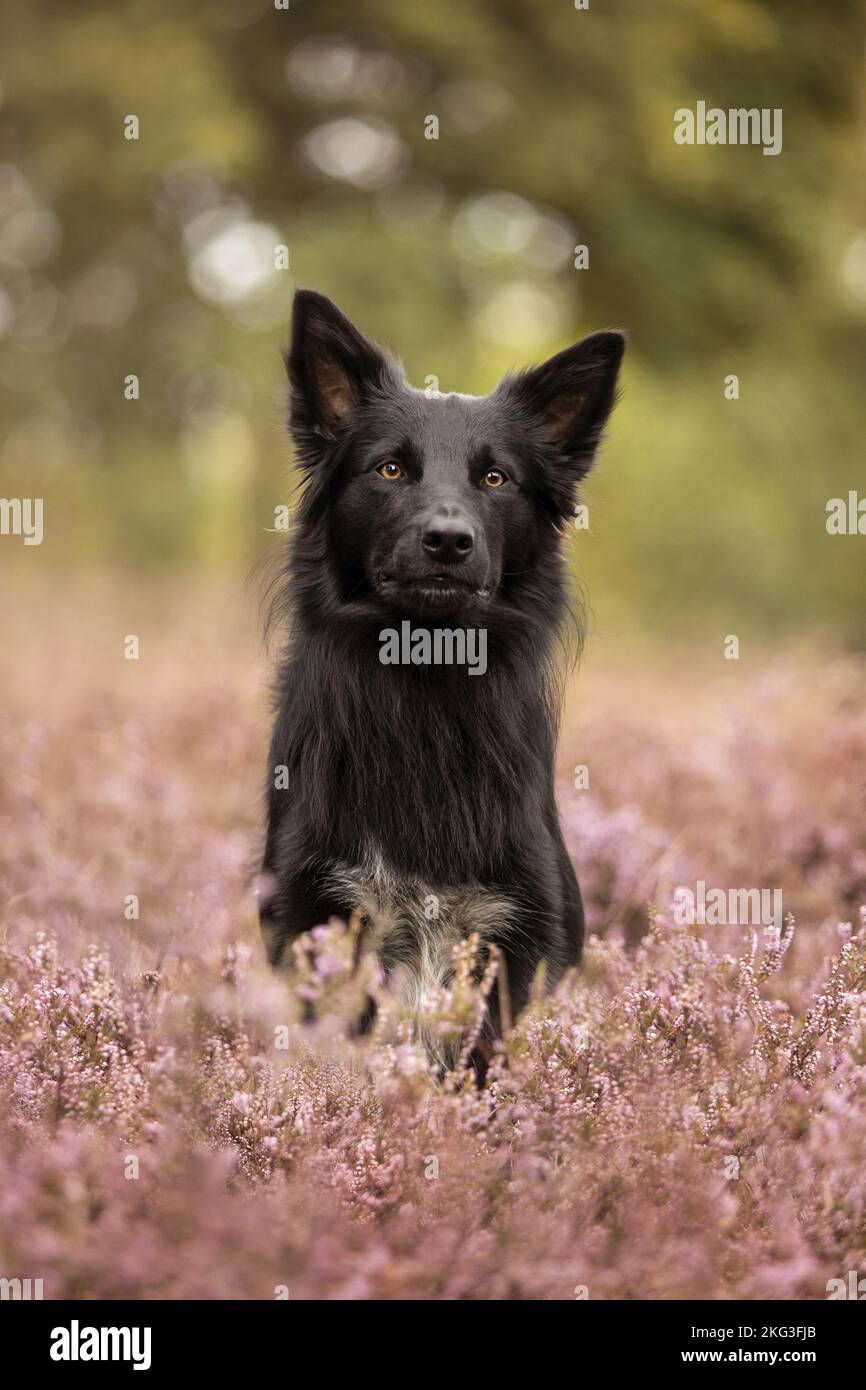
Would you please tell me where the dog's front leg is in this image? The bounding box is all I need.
[258,861,347,969]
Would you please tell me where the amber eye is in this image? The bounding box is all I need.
[376,461,403,480]
[482,468,507,488]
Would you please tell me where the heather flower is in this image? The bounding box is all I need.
[1,608,865,1297]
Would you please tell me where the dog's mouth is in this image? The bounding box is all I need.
[375,570,491,612]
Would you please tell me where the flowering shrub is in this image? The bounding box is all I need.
[1,588,865,1299]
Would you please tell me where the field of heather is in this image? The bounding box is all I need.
[1,578,865,1301]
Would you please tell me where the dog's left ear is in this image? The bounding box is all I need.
[501,329,626,479]
[286,290,397,457]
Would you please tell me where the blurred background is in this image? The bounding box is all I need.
[1,0,864,641]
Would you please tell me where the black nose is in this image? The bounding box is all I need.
[421,520,475,565]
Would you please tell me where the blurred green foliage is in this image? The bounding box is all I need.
[1,0,864,638]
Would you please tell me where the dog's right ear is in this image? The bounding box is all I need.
[286,290,394,456]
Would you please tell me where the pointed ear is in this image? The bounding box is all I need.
[502,329,626,477]
[286,290,396,454]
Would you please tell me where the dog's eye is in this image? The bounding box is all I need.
[482,468,507,489]
[376,461,403,480]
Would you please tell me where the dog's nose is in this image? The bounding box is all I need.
[421,520,475,564]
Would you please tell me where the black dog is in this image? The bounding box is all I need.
[261,290,624,1064]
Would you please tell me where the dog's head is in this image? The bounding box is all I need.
[287,289,624,621]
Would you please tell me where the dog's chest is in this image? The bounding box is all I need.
[325,854,516,1008]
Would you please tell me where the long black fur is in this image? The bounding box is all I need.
[261,289,625,1046]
